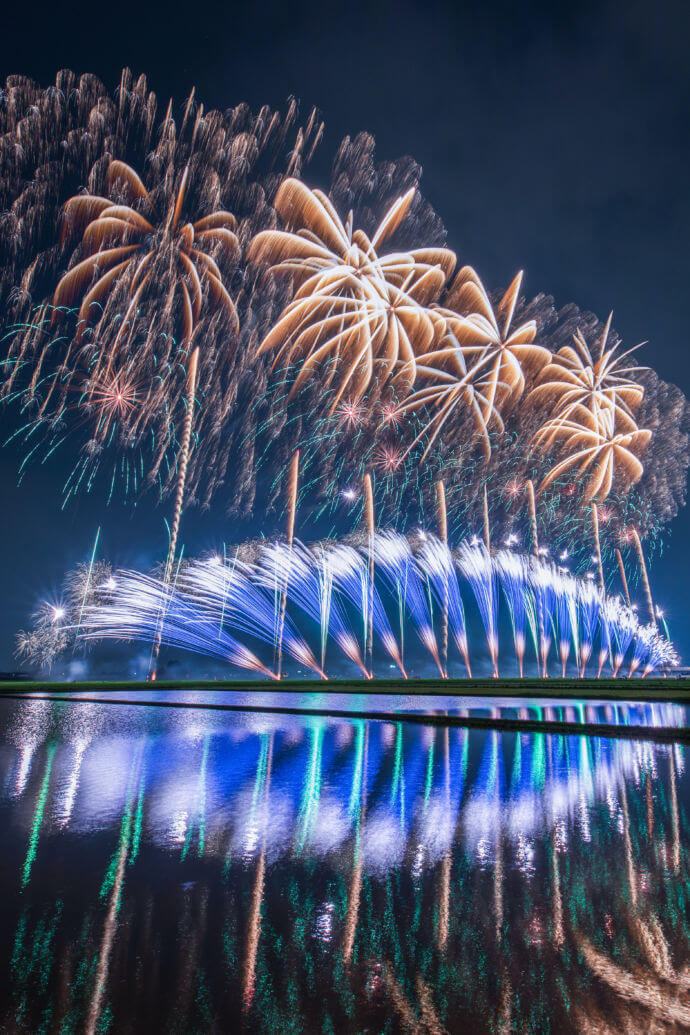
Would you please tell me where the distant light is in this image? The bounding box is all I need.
[586,572,595,581]
[470,535,481,547]
[52,606,65,622]
[559,550,569,561]
[342,488,356,502]
[418,529,427,542]
[538,546,549,557]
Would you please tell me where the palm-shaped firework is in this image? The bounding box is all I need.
[54,159,240,345]
[393,269,547,461]
[394,317,505,459]
[535,405,651,500]
[445,267,551,416]
[248,178,456,408]
[531,315,650,500]
[529,313,645,437]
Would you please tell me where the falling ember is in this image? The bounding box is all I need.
[285,451,300,548]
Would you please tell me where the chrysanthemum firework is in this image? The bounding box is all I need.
[0,69,323,504]
[0,71,688,571]
[248,177,455,408]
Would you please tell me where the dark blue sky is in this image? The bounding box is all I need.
[1,0,689,667]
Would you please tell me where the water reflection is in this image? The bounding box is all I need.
[1,695,689,1031]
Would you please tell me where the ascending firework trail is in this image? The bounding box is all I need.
[151,347,199,677]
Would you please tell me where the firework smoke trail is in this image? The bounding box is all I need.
[373,532,443,676]
[276,450,300,679]
[591,503,605,593]
[168,346,200,572]
[436,480,449,676]
[495,551,529,676]
[483,483,491,554]
[526,479,539,557]
[632,527,657,629]
[150,346,199,678]
[616,548,632,606]
[364,473,375,677]
[457,543,499,676]
[597,590,615,677]
[578,581,601,676]
[525,477,549,675]
[418,537,471,675]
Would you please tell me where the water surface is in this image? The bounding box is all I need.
[1,693,689,1032]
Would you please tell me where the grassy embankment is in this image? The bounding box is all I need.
[0,675,689,702]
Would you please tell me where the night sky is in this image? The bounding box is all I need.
[1,0,689,668]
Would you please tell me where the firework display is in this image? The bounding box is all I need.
[0,70,687,673]
[17,533,677,678]
[0,70,323,505]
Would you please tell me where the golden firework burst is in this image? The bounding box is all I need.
[248,178,456,409]
[529,313,645,441]
[535,407,651,500]
[54,160,240,344]
[444,267,550,417]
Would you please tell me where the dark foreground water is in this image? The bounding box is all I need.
[1,692,689,1033]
